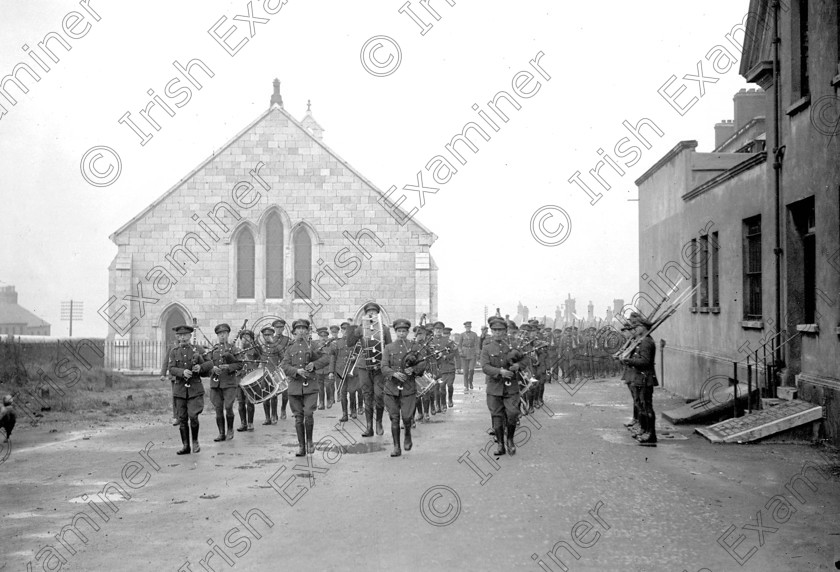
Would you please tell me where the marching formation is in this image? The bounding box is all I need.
[161,302,662,457]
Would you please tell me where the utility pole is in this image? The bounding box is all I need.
[60,300,84,336]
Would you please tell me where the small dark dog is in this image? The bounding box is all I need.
[1,395,16,442]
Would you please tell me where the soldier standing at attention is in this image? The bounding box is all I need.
[620,313,659,446]
[236,330,260,432]
[168,325,212,455]
[281,319,331,456]
[381,319,424,457]
[481,317,521,456]
[208,323,244,442]
[459,321,479,391]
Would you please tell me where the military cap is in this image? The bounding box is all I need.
[443,327,453,334]
[292,319,311,331]
[239,329,255,339]
[489,318,506,330]
[463,321,472,326]
[553,328,562,333]
[507,321,518,330]
[481,325,489,330]
[362,301,381,313]
[272,319,286,328]
[173,324,194,334]
[214,323,231,334]
[316,326,329,335]
[340,321,350,328]
[433,321,445,329]
[261,326,275,335]
[412,325,426,334]
[329,325,340,332]
[393,318,411,330]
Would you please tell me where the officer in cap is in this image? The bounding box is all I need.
[459,321,479,391]
[208,323,244,442]
[167,325,212,455]
[344,302,392,437]
[314,326,335,410]
[480,317,520,456]
[381,319,424,456]
[281,318,331,456]
[620,313,658,445]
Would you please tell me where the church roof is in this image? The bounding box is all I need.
[111,101,436,241]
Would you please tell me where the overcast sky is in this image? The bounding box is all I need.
[0,0,755,337]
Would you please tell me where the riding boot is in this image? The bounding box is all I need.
[237,401,248,431]
[305,417,315,454]
[263,401,273,425]
[361,410,374,437]
[295,421,306,457]
[247,403,255,431]
[326,381,335,408]
[493,423,505,456]
[350,394,357,419]
[390,425,401,457]
[339,398,349,423]
[226,414,235,440]
[176,426,191,455]
[404,422,412,451]
[448,385,454,408]
[375,407,384,436]
[213,417,226,442]
[506,423,517,456]
[280,392,288,420]
[190,420,200,453]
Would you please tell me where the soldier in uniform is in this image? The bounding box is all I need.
[273,319,292,420]
[620,313,658,446]
[235,329,260,432]
[345,302,392,437]
[314,326,334,410]
[167,325,212,455]
[381,318,425,457]
[258,326,279,424]
[481,317,520,456]
[335,322,361,422]
[412,325,433,422]
[439,327,458,409]
[459,321,479,391]
[208,323,244,442]
[281,319,331,456]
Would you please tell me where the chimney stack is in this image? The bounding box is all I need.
[714,119,735,149]
[733,88,765,131]
[270,78,284,108]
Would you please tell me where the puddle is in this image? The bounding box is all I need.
[6,511,45,519]
[340,442,386,454]
[68,491,129,504]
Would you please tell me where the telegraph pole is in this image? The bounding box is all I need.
[60,300,84,336]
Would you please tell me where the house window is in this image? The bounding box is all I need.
[711,231,720,307]
[293,227,312,299]
[743,216,762,320]
[265,213,284,298]
[792,0,810,99]
[236,228,255,299]
[790,197,816,323]
[699,235,709,307]
[691,238,698,307]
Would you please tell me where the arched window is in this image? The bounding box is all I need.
[293,227,312,298]
[237,228,255,299]
[265,213,284,298]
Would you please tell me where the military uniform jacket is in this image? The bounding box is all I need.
[280,339,331,395]
[534,343,550,375]
[381,339,427,396]
[333,340,357,378]
[262,336,290,368]
[480,338,520,397]
[432,338,458,374]
[345,325,392,371]
[314,339,337,375]
[168,344,212,399]
[621,336,658,387]
[237,345,262,378]
[458,331,479,359]
[207,342,244,389]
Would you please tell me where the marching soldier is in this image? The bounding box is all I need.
[167,325,212,455]
[258,326,279,424]
[273,319,292,420]
[314,326,334,410]
[236,329,260,432]
[620,313,658,445]
[459,321,479,391]
[481,317,520,456]
[438,327,458,409]
[208,324,244,442]
[412,325,434,422]
[281,319,331,456]
[335,322,361,422]
[345,302,392,437]
[381,319,425,457]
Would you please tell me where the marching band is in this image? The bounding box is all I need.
[164,302,664,457]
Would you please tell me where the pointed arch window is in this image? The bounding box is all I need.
[237,229,255,299]
[293,227,312,299]
[266,213,284,298]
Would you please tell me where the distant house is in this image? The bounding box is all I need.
[0,283,50,335]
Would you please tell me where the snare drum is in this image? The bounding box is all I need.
[416,372,436,397]
[239,366,288,404]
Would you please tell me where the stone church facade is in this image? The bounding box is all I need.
[105,81,438,369]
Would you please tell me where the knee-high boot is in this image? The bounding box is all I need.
[177,426,191,455]
[506,422,517,456]
[213,417,226,441]
[493,420,505,456]
[403,419,412,451]
[295,420,306,457]
[390,424,401,457]
[263,401,273,425]
[226,413,235,440]
[339,394,349,422]
[237,400,248,431]
[375,407,384,436]
[190,419,200,453]
[305,417,315,454]
[362,409,374,437]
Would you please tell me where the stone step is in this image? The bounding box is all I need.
[695,399,823,443]
[661,383,757,425]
